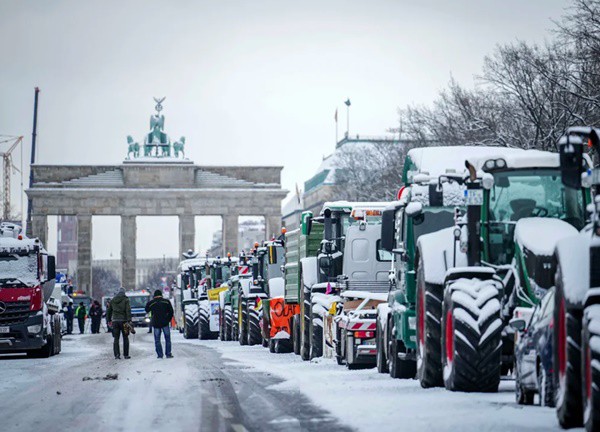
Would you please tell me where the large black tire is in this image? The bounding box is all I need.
[516,368,535,405]
[247,302,262,346]
[555,266,583,428]
[416,258,444,388]
[582,306,600,432]
[441,278,502,392]
[239,299,248,346]
[376,318,388,373]
[388,321,416,379]
[184,305,199,339]
[198,303,211,340]
[336,322,346,366]
[310,304,323,359]
[231,308,239,342]
[537,360,555,407]
[223,306,232,341]
[300,272,311,361]
[293,314,301,356]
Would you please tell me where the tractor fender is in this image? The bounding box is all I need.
[417,227,467,285]
[268,277,285,298]
[300,257,318,289]
[556,227,591,309]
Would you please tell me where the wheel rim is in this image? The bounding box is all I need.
[445,310,453,364]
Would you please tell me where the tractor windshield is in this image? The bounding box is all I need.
[487,168,585,264]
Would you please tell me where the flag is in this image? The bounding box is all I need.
[334,108,338,123]
[344,98,351,107]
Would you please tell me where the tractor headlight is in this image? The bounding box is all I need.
[453,227,461,239]
[408,316,416,330]
[484,160,496,170]
[482,173,494,190]
[495,158,506,169]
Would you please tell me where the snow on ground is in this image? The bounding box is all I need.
[192,339,573,432]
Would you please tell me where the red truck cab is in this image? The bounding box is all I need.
[0,223,59,357]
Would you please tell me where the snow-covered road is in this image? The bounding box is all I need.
[0,332,349,432]
[193,339,581,432]
[0,331,581,432]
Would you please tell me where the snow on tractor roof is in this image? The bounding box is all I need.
[514,218,578,256]
[406,146,560,182]
[321,201,389,214]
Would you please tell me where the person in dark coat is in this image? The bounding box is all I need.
[88,300,103,334]
[145,289,174,359]
[75,302,87,334]
[105,299,113,333]
[107,288,132,359]
[65,300,74,334]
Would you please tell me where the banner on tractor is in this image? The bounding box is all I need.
[269,298,300,338]
[207,286,228,301]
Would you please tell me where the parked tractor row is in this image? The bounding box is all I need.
[176,127,600,431]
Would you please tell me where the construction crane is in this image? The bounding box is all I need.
[0,135,23,221]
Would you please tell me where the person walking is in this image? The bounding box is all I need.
[75,302,87,334]
[89,300,103,334]
[145,289,174,359]
[65,300,74,334]
[107,287,132,359]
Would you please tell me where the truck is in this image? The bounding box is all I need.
[377,146,493,379]
[415,147,589,392]
[319,204,390,369]
[126,290,151,327]
[254,239,288,352]
[552,126,600,431]
[0,222,60,357]
[199,255,237,340]
[175,254,203,339]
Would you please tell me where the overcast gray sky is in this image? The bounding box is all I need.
[0,0,569,259]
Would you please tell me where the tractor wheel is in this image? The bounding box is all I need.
[537,360,555,407]
[582,305,600,432]
[231,309,239,342]
[269,338,276,353]
[441,277,502,392]
[310,304,323,359]
[275,338,293,354]
[247,301,262,346]
[376,318,388,374]
[223,306,232,341]
[416,258,444,388]
[292,315,301,356]
[184,304,199,339]
[300,273,311,361]
[197,303,211,340]
[336,322,345,366]
[239,299,248,346]
[388,324,416,379]
[555,266,583,428]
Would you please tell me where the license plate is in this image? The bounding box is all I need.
[465,189,483,206]
[0,327,9,334]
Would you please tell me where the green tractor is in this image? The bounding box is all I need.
[416,147,590,392]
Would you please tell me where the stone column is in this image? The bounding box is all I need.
[222,214,239,257]
[76,215,92,294]
[31,215,48,247]
[179,214,195,258]
[121,215,136,290]
[265,214,282,241]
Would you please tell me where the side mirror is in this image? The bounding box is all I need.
[560,134,584,189]
[319,255,332,270]
[301,211,313,236]
[406,202,423,218]
[509,318,527,333]
[381,208,396,252]
[47,255,56,281]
